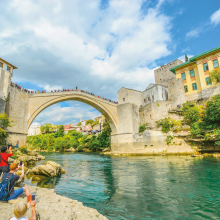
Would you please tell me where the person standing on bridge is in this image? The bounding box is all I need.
[76,86,78,90]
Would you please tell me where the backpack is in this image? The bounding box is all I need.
[0,173,14,200]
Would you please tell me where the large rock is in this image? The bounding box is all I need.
[65,147,76,152]
[27,161,66,177]
[17,155,36,165]
[8,157,14,163]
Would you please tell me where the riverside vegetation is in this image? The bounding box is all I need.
[155,94,220,147]
[27,121,111,152]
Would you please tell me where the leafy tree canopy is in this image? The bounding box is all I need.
[86,119,94,125]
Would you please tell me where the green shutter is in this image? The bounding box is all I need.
[192,83,197,90]
[213,59,219,68]
[181,73,186,80]
[190,70,195,77]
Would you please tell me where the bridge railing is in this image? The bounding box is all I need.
[11,82,118,104]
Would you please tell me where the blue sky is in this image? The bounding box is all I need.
[1,0,220,125]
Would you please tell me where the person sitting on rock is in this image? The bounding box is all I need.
[9,200,36,220]
[0,145,13,176]
[1,162,31,201]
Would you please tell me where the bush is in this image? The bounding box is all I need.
[204,94,220,127]
[19,147,28,154]
[139,125,146,133]
[165,135,174,145]
[156,118,181,133]
[182,102,202,125]
[209,67,220,85]
[0,128,8,145]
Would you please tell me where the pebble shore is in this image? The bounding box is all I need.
[0,185,108,220]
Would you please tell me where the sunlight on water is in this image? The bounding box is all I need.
[24,153,220,220]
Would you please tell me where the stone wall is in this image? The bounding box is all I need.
[154,59,183,87]
[6,86,29,147]
[117,103,140,134]
[111,130,194,154]
[139,100,173,126]
[0,68,12,100]
[118,87,142,106]
[184,85,220,102]
[168,78,186,107]
[0,98,6,114]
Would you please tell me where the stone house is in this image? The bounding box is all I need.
[142,83,168,105]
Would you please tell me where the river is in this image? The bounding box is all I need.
[24,152,220,219]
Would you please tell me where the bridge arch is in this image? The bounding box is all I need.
[28,91,118,134]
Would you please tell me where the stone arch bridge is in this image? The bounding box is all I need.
[28,91,119,135]
[6,86,144,153]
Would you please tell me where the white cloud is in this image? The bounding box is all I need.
[0,0,176,124]
[210,8,220,25]
[186,27,203,39]
[33,101,101,125]
[0,0,173,96]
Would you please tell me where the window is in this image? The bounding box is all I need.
[152,95,154,100]
[190,69,195,77]
[192,83,197,91]
[144,99,146,103]
[203,63,209,71]
[206,77,211,85]
[213,59,219,68]
[184,85,188,93]
[162,94,163,98]
[0,62,3,68]
[123,98,125,101]
[7,66,11,72]
[181,72,186,80]
[148,97,150,101]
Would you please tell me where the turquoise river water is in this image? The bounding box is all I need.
[24,152,220,219]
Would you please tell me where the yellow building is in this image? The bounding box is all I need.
[170,46,220,101]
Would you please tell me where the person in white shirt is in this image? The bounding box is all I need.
[9,200,36,220]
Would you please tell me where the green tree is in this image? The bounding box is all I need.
[92,120,99,128]
[0,112,13,145]
[204,94,220,127]
[77,122,81,126]
[185,54,189,62]
[182,102,202,125]
[0,112,13,129]
[86,119,94,125]
[209,67,220,85]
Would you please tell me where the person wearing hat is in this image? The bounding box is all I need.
[1,162,31,201]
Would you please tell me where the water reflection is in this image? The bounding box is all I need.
[24,153,220,220]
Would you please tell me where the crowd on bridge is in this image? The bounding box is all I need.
[11,82,118,104]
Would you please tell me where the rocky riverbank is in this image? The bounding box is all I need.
[1,185,108,220]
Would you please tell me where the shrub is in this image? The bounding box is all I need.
[204,94,220,127]
[190,122,203,137]
[165,135,174,145]
[209,67,220,85]
[156,118,181,133]
[19,147,28,154]
[182,102,202,125]
[139,125,146,133]
[86,119,94,125]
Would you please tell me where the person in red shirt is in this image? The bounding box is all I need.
[0,145,13,175]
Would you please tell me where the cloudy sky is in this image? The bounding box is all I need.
[1,0,220,125]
